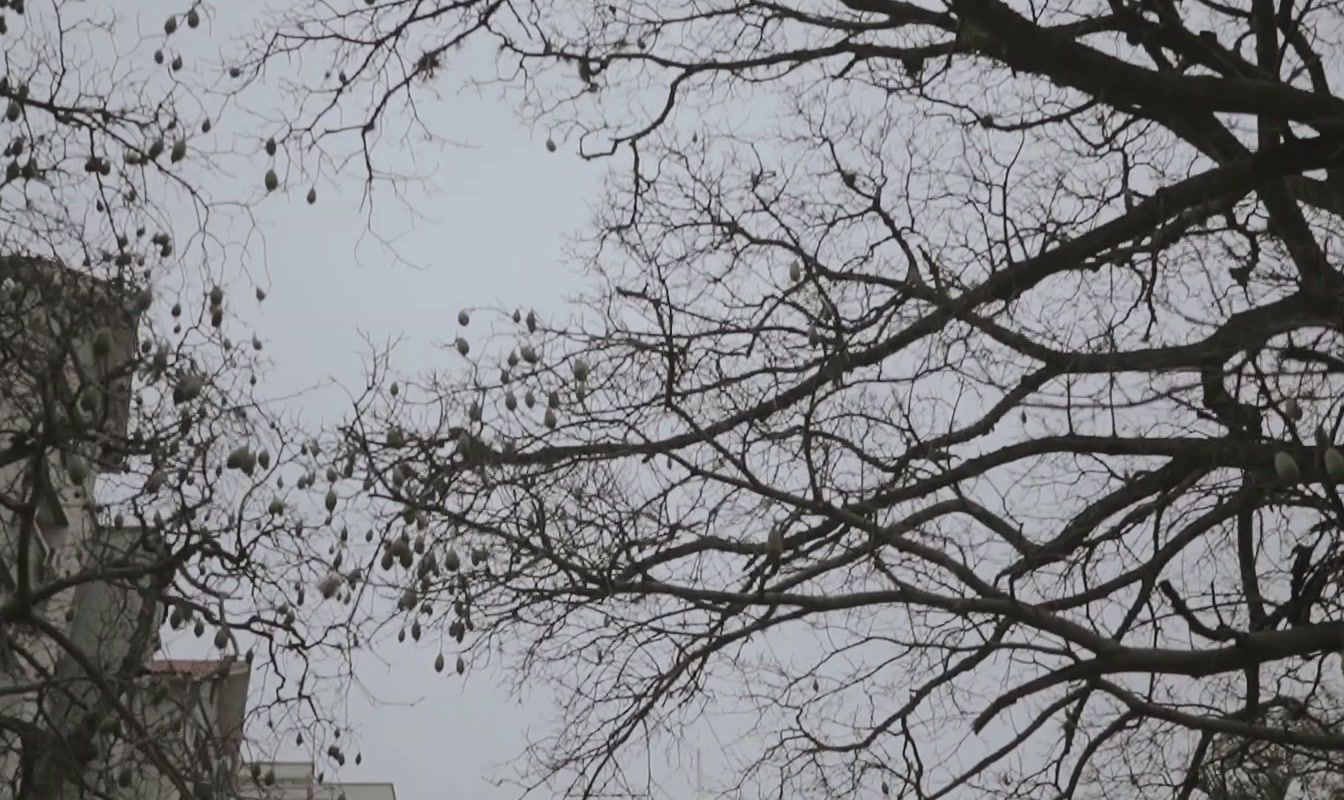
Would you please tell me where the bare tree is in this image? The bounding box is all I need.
[0,5,366,798]
[257,1,1344,799]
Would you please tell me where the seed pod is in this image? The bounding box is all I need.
[524,390,536,408]
[1284,398,1303,420]
[193,619,206,638]
[1274,451,1301,483]
[789,260,802,282]
[173,374,203,404]
[520,344,538,363]
[268,498,285,515]
[766,524,783,558]
[434,653,445,672]
[505,392,517,411]
[214,627,228,649]
[544,408,557,428]
[526,310,537,332]
[572,358,589,382]
[318,571,342,599]
[67,456,89,484]
[264,169,278,192]
[545,137,556,152]
[91,328,113,357]
[455,337,470,356]
[187,9,200,27]
[255,286,266,302]
[170,139,186,162]
[1326,447,1344,482]
[306,187,317,204]
[444,549,460,572]
[265,137,277,156]
[455,655,465,674]
[164,15,177,34]
[325,489,338,512]
[411,621,422,641]
[458,310,470,326]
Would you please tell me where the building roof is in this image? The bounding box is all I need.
[146,658,249,680]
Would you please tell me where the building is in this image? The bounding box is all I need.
[239,760,396,800]
[0,258,400,798]
[0,256,154,798]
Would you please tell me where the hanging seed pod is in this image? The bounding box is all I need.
[520,344,538,363]
[444,549,460,572]
[455,337,470,356]
[318,571,342,599]
[505,392,517,411]
[193,619,206,638]
[547,391,560,409]
[1284,398,1303,420]
[1274,451,1301,483]
[306,187,317,204]
[170,139,186,162]
[214,627,229,649]
[766,523,783,558]
[526,310,537,332]
[264,169,279,192]
[524,390,536,408]
[572,358,589,383]
[173,374,204,404]
[256,286,267,302]
[67,455,89,484]
[1326,447,1344,482]
[265,137,277,156]
[411,621,422,641]
[507,350,519,367]
[455,656,465,674]
[91,328,113,358]
[187,9,200,27]
[545,137,556,152]
[164,15,177,34]
[789,260,803,282]
[434,653,445,672]
[544,408,558,429]
[325,488,338,512]
[268,498,285,515]
[457,310,470,326]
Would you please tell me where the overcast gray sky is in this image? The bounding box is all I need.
[147,8,608,798]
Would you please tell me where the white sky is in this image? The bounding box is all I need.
[147,7,609,799]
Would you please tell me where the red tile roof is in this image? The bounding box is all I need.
[146,658,245,680]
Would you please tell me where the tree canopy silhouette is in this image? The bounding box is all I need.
[261,1,1344,798]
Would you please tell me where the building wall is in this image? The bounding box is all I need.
[0,257,147,798]
[239,761,396,800]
